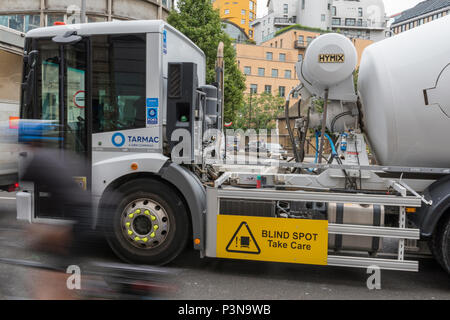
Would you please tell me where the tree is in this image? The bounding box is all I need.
[168,0,246,124]
[233,92,285,131]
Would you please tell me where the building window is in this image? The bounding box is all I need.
[244,66,251,75]
[279,53,286,62]
[302,0,305,10]
[241,19,246,25]
[249,12,254,20]
[258,68,265,76]
[358,8,363,17]
[265,85,272,94]
[250,84,258,94]
[283,4,289,15]
[307,36,313,44]
[332,6,337,16]
[332,18,341,26]
[272,69,278,78]
[279,86,286,97]
[266,52,273,60]
[321,14,326,22]
[298,35,304,44]
[345,18,356,26]
[47,14,65,27]
[285,70,291,79]
[0,14,41,32]
[224,9,230,15]
[249,30,253,37]
[357,19,362,26]
[409,22,414,29]
[298,54,303,61]
[249,1,254,11]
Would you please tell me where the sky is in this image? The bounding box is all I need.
[256,0,426,18]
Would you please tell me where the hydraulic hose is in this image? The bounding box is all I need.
[309,131,338,172]
[314,131,337,164]
[298,106,310,162]
[330,111,353,133]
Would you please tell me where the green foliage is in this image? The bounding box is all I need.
[274,24,332,37]
[167,0,246,124]
[313,98,324,114]
[233,92,285,131]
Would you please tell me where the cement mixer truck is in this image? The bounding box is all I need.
[15,17,450,275]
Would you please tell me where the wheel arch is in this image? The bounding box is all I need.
[96,163,206,251]
[412,175,450,237]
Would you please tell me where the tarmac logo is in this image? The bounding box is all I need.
[319,54,345,63]
[112,132,126,147]
[226,222,261,254]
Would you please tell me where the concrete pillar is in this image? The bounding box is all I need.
[107,0,112,21]
[158,0,163,20]
[40,0,45,27]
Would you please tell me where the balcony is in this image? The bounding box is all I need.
[294,40,309,49]
[273,17,296,26]
[333,19,387,30]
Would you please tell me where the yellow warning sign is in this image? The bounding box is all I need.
[217,215,328,266]
[226,221,261,254]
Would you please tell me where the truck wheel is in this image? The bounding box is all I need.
[431,213,450,274]
[104,178,189,265]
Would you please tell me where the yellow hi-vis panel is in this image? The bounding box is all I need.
[217,215,328,266]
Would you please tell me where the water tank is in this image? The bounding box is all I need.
[299,33,358,101]
[358,15,450,168]
[303,33,357,87]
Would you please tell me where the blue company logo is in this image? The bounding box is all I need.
[112,132,126,147]
[148,108,157,118]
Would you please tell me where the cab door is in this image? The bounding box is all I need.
[22,37,91,219]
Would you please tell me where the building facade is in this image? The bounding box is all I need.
[330,0,389,41]
[222,19,250,43]
[236,42,300,98]
[0,0,174,33]
[212,0,257,40]
[251,0,298,44]
[253,0,389,44]
[391,0,450,35]
[0,26,24,122]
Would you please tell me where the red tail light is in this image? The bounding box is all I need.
[54,21,66,26]
[7,183,19,193]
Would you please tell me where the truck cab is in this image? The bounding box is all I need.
[17,20,220,264]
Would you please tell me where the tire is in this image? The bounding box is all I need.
[103,178,190,265]
[431,213,450,274]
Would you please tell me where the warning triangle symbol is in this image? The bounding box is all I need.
[226,221,261,254]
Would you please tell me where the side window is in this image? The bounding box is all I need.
[91,34,146,133]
